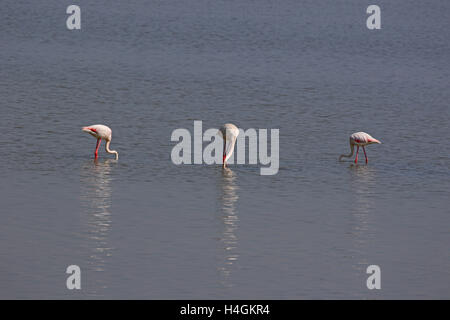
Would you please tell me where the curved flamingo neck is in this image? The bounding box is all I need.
[105,140,119,160]
[222,136,227,167]
[339,142,354,161]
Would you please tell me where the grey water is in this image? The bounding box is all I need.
[0,0,449,299]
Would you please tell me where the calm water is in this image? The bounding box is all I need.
[0,0,449,299]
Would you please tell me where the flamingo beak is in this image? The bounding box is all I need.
[82,127,96,133]
[82,127,98,136]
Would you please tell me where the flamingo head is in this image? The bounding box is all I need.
[369,138,381,144]
[82,126,99,138]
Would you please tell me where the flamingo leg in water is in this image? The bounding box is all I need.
[95,138,101,159]
[363,146,368,164]
[222,137,227,168]
[355,146,359,164]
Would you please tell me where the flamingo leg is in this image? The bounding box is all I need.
[363,146,368,164]
[222,137,227,168]
[95,138,101,159]
[355,146,359,164]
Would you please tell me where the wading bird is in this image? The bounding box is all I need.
[219,123,239,168]
[339,132,381,164]
[82,124,119,160]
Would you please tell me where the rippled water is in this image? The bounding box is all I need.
[0,0,449,299]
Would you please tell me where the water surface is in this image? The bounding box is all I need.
[0,0,449,299]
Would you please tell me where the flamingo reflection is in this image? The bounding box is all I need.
[80,159,115,294]
[348,165,377,274]
[217,168,240,287]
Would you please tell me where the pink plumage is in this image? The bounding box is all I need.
[82,124,119,160]
[219,123,239,168]
[339,132,381,164]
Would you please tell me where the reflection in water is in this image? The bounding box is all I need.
[348,165,377,273]
[217,168,240,288]
[80,159,115,294]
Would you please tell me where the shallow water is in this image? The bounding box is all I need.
[0,0,449,299]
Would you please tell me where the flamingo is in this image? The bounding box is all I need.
[82,124,119,160]
[339,132,381,164]
[219,123,239,168]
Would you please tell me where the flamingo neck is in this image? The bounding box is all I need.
[222,136,227,166]
[339,142,354,161]
[105,140,119,160]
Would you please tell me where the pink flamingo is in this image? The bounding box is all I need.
[339,132,381,164]
[82,124,119,160]
[219,123,239,168]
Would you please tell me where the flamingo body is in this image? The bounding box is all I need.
[339,132,380,164]
[82,124,119,160]
[219,123,239,168]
